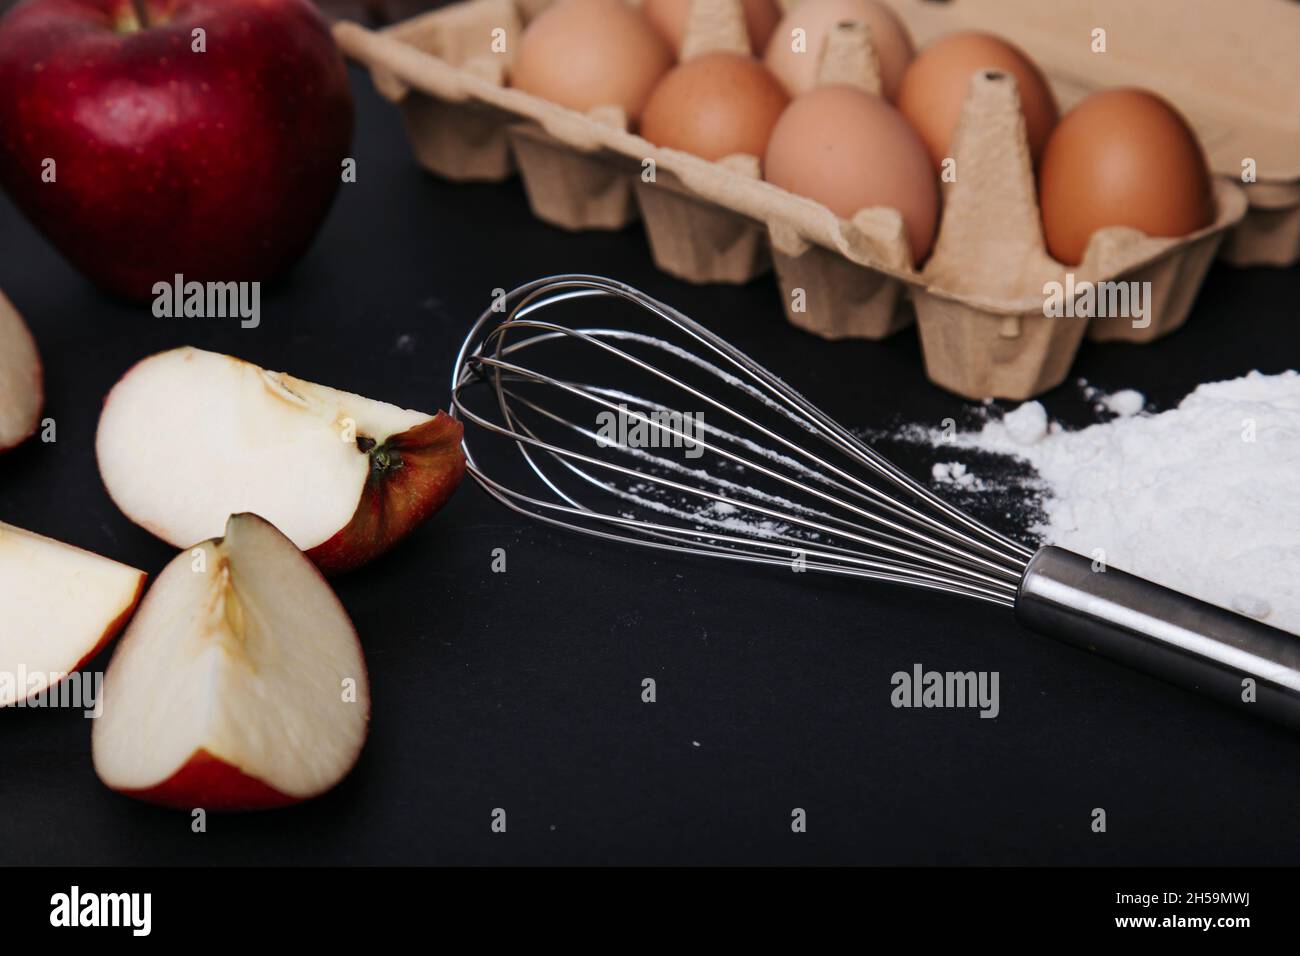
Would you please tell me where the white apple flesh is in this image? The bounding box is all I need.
[93,513,370,810]
[0,290,42,452]
[96,347,466,574]
[0,522,145,707]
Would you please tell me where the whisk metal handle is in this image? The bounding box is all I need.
[1016,547,1300,730]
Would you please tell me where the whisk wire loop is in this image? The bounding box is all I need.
[452,276,1031,607]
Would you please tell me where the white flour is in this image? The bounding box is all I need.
[931,371,1300,634]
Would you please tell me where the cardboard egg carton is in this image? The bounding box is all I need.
[879,0,1300,268]
[334,0,1247,399]
[915,70,1244,395]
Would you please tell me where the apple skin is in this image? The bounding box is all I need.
[3,572,144,707]
[67,573,146,672]
[0,0,353,300]
[309,410,468,576]
[117,749,302,811]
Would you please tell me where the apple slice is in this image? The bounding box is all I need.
[0,523,145,707]
[96,346,466,575]
[93,512,370,810]
[0,290,43,452]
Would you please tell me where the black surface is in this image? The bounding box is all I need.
[2,64,1299,866]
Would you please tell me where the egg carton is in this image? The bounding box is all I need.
[879,0,1300,268]
[334,0,1247,400]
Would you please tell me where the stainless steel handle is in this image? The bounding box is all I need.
[1015,546,1300,730]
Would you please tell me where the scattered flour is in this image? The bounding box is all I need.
[931,461,983,490]
[1100,388,1145,418]
[935,371,1300,634]
[1000,400,1050,445]
[1080,379,1147,418]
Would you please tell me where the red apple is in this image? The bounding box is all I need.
[93,513,369,810]
[0,0,353,300]
[0,521,145,707]
[96,346,467,574]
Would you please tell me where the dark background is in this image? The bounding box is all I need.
[2,59,1299,865]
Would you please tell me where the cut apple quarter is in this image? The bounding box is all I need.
[96,346,466,574]
[93,513,370,811]
[0,290,43,452]
[0,523,145,707]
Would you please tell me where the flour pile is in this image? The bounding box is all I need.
[931,371,1300,635]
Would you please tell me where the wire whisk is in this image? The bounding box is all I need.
[448,275,1300,729]
[451,275,1032,607]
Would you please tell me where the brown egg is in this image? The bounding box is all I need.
[764,0,914,101]
[764,85,938,263]
[510,0,673,121]
[640,53,789,162]
[897,31,1058,170]
[642,0,781,57]
[1038,89,1214,266]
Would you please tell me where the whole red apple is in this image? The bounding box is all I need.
[0,0,353,300]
